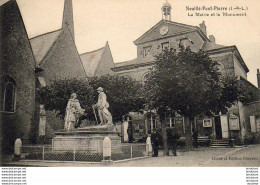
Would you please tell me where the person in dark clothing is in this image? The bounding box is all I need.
[167,128,179,156]
[151,129,160,157]
[192,129,198,148]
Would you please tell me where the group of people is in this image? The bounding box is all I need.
[64,87,113,131]
[151,128,179,157]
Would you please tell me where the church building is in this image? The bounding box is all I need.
[0,0,115,153]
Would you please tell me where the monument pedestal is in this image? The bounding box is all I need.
[53,125,121,154]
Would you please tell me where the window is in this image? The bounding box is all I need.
[141,73,149,87]
[179,38,193,49]
[0,76,16,112]
[145,113,157,134]
[203,118,212,127]
[141,73,148,83]
[143,46,151,57]
[174,114,185,133]
[161,42,169,51]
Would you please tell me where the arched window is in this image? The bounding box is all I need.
[141,73,149,84]
[0,76,16,112]
[216,62,225,75]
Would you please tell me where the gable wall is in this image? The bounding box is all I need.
[40,27,86,84]
[95,47,115,76]
[136,31,205,63]
[0,0,36,152]
[209,52,235,77]
[233,55,247,79]
[136,21,198,44]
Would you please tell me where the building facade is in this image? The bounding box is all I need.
[112,2,260,144]
[0,0,37,153]
[1,0,260,154]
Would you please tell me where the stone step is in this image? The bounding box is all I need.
[210,144,229,146]
[209,146,230,148]
[211,142,229,144]
[210,140,229,148]
[211,140,229,143]
[210,142,229,144]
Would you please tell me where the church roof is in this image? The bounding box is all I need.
[162,1,171,8]
[114,58,140,68]
[113,58,154,72]
[80,47,105,76]
[29,0,74,65]
[29,29,62,65]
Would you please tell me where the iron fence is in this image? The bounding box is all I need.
[22,145,103,162]
[21,143,148,163]
[111,144,148,161]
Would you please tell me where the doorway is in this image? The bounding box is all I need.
[214,116,222,140]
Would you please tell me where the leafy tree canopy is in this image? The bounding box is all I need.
[88,75,145,122]
[36,78,94,119]
[36,75,144,122]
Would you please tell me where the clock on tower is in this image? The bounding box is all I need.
[160,26,169,35]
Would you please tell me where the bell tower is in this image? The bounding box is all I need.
[162,1,172,21]
[62,0,74,40]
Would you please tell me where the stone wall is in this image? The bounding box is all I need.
[210,52,235,77]
[136,31,204,63]
[240,101,260,143]
[116,65,152,82]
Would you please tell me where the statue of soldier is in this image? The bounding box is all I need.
[92,87,113,125]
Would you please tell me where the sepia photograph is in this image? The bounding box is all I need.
[1,0,260,173]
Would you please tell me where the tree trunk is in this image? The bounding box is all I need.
[161,118,169,156]
[184,116,194,151]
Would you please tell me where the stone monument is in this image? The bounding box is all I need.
[53,89,121,154]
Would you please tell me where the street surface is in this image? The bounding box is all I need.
[113,145,260,167]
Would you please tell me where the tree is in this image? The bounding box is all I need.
[88,75,145,122]
[36,78,94,120]
[145,48,246,153]
[36,75,145,127]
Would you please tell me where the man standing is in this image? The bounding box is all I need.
[151,129,160,157]
[167,128,178,156]
[192,128,198,148]
[92,87,113,125]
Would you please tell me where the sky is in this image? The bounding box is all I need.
[1,0,260,86]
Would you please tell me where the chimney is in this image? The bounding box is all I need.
[199,21,207,37]
[209,35,215,43]
[257,69,260,88]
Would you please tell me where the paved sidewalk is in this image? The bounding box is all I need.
[2,145,259,167]
[113,145,260,167]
